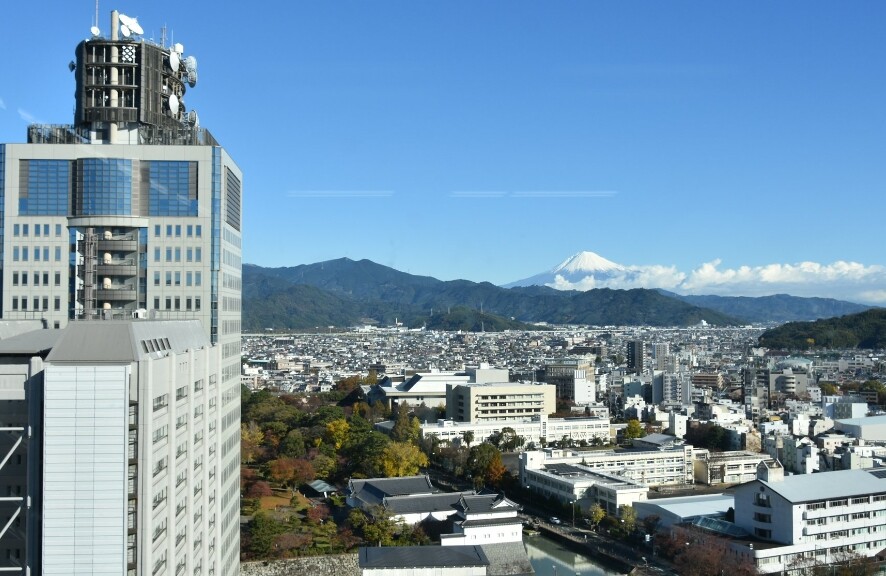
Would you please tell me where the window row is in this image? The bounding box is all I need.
[12,223,63,237]
[154,224,203,238]
[10,296,61,312]
[11,246,63,262]
[152,246,202,263]
[11,271,62,287]
[152,296,202,311]
[153,271,203,287]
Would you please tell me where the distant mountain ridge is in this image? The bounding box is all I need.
[664,292,871,324]
[504,250,871,322]
[243,259,737,331]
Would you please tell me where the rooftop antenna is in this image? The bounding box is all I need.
[160,25,167,49]
[89,0,101,36]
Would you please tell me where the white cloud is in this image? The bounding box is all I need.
[541,259,886,305]
[548,265,686,291]
[286,190,394,199]
[680,260,886,303]
[17,108,39,123]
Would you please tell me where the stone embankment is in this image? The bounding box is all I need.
[240,554,359,576]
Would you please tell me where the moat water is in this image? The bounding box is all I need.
[525,532,628,576]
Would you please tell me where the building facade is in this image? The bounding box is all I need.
[544,358,594,403]
[521,446,696,488]
[0,11,241,576]
[445,382,555,422]
[421,416,610,449]
[0,10,242,394]
[733,468,886,574]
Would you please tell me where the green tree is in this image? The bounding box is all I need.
[280,429,306,458]
[587,502,605,528]
[391,407,421,444]
[349,507,404,547]
[246,511,286,558]
[618,504,637,535]
[500,427,518,451]
[469,443,507,487]
[818,381,838,396]
[462,430,475,448]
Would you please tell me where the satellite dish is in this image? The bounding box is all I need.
[188,110,198,126]
[119,13,135,27]
[168,50,180,72]
[168,94,179,117]
[129,19,144,36]
[187,70,197,88]
[90,26,100,37]
[68,61,76,72]
[120,24,131,38]
[185,56,197,73]
[174,43,184,54]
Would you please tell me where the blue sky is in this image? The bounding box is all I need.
[2,2,886,303]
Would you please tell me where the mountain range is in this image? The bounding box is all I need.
[242,257,872,332]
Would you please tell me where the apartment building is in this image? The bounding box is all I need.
[733,467,886,574]
[445,382,555,422]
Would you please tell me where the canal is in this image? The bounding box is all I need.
[525,532,629,576]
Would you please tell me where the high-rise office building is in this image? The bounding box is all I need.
[0,10,241,576]
[626,340,646,374]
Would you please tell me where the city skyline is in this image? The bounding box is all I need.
[2,1,885,302]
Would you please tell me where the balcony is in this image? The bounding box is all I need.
[96,287,137,301]
[97,261,138,276]
[97,237,138,252]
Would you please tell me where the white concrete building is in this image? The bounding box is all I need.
[521,461,647,516]
[441,494,522,546]
[733,467,886,574]
[521,445,695,488]
[421,416,610,449]
[42,320,239,576]
[445,382,555,423]
[835,415,886,442]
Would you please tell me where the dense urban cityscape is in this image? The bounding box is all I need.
[0,3,885,576]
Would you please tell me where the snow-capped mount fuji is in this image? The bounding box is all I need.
[503,251,631,289]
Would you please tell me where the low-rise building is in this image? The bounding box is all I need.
[733,467,886,574]
[693,451,775,485]
[420,416,610,449]
[521,445,695,488]
[522,461,647,516]
[633,493,734,529]
[441,494,522,546]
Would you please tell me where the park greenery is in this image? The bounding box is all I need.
[239,376,517,560]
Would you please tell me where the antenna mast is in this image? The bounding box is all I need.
[94,0,99,27]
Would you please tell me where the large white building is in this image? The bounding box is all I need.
[521,460,647,516]
[42,321,240,576]
[445,382,556,423]
[521,445,696,488]
[0,10,241,576]
[421,416,610,449]
[733,467,886,574]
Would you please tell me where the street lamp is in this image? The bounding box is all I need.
[570,500,576,528]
